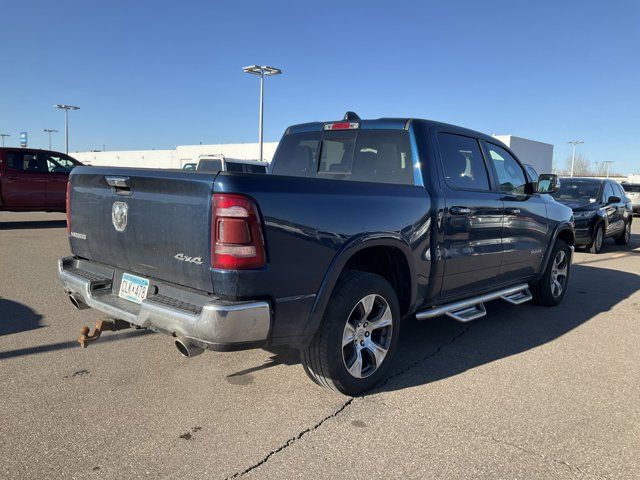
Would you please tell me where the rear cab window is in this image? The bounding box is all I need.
[271,129,413,185]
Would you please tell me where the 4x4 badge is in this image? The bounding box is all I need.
[112,201,128,232]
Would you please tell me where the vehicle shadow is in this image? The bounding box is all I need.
[0,220,67,230]
[0,298,44,336]
[376,263,639,393]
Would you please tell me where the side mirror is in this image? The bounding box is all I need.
[608,195,621,204]
[537,174,559,194]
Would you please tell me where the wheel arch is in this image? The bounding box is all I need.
[302,235,416,340]
[537,222,574,281]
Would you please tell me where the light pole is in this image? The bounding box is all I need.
[243,65,282,161]
[0,133,9,147]
[54,104,80,154]
[43,129,58,150]
[603,161,614,178]
[568,140,584,177]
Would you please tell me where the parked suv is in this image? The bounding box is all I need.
[621,183,640,215]
[0,148,82,212]
[551,177,632,253]
[59,113,574,395]
[193,155,267,174]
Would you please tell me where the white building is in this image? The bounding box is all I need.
[72,135,555,175]
[72,142,279,169]
[492,135,554,174]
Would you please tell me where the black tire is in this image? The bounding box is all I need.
[531,239,571,306]
[615,219,632,245]
[587,223,604,254]
[300,271,401,396]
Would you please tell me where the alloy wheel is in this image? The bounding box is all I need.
[550,250,568,298]
[342,294,393,379]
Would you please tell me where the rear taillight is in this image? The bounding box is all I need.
[212,193,265,269]
[66,181,71,235]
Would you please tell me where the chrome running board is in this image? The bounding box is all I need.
[416,283,531,323]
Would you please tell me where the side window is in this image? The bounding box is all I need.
[225,162,244,173]
[603,183,615,202]
[486,143,527,195]
[21,154,47,172]
[614,183,625,199]
[40,153,73,173]
[437,133,490,190]
[5,152,24,170]
[247,164,266,174]
[317,131,355,176]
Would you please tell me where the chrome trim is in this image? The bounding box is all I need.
[58,259,271,346]
[416,283,530,321]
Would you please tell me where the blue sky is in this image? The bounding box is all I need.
[1,0,639,173]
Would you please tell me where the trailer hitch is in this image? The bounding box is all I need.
[78,319,131,348]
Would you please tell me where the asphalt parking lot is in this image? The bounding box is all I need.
[1,212,638,479]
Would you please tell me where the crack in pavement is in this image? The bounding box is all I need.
[224,323,475,479]
[225,397,354,479]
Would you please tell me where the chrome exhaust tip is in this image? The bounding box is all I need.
[175,336,204,358]
[69,294,89,310]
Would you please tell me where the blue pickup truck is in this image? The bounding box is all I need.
[59,113,574,395]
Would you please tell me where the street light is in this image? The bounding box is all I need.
[243,65,282,161]
[43,129,58,150]
[54,104,80,154]
[0,133,9,147]
[603,161,614,178]
[568,140,584,177]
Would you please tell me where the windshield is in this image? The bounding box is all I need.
[552,180,601,205]
[622,184,640,193]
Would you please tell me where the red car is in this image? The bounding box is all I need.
[0,148,83,212]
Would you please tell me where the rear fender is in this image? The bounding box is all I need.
[302,234,416,340]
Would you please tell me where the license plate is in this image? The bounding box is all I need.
[118,273,150,304]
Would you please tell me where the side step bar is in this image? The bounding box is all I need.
[416,283,532,323]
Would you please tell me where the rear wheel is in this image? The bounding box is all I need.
[587,223,604,254]
[615,219,631,245]
[300,271,400,396]
[532,239,571,306]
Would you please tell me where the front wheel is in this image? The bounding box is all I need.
[300,271,401,396]
[531,239,571,306]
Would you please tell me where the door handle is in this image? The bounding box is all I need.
[450,206,471,215]
[505,208,520,215]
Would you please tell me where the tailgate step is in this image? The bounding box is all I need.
[66,266,112,290]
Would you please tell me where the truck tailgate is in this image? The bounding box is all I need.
[68,166,216,292]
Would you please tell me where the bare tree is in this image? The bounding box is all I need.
[562,153,593,176]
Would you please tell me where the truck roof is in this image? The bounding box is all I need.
[284,116,502,145]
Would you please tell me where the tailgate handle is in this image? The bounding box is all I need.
[105,176,131,195]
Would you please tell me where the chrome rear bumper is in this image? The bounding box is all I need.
[58,257,271,350]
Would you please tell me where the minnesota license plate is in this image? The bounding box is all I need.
[118,273,150,304]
